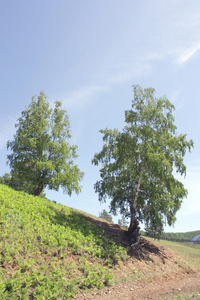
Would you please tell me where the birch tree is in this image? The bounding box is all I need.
[7,91,83,196]
[92,85,193,242]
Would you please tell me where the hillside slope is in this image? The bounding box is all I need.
[0,184,199,299]
[0,184,127,299]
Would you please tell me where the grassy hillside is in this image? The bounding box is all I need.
[0,184,127,299]
[145,237,200,271]
[1,184,199,300]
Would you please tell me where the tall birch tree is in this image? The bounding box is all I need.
[92,85,193,242]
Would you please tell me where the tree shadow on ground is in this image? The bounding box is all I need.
[47,204,166,262]
[73,211,168,262]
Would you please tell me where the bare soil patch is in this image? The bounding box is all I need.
[73,216,200,299]
[78,269,200,299]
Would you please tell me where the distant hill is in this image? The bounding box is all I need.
[160,231,200,242]
[190,234,200,244]
[141,230,200,242]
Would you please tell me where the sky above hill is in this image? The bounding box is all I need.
[1,0,200,232]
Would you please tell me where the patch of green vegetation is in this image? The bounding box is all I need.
[146,237,200,271]
[160,231,200,243]
[160,291,200,299]
[141,230,200,243]
[0,184,128,299]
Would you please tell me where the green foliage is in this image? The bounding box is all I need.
[99,209,113,222]
[0,173,11,186]
[0,172,47,197]
[92,85,193,238]
[7,91,83,196]
[142,230,200,244]
[160,230,200,242]
[0,184,127,299]
[118,215,128,229]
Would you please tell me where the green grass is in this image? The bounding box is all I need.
[160,291,200,299]
[145,237,200,271]
[1,184,199,299]
[145,238,200,299]
[0,184,128,299]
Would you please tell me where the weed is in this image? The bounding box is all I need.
[0,184,128,299]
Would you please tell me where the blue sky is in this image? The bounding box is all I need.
[1,0,200,232]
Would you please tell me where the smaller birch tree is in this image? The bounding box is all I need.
[7,91,83,196]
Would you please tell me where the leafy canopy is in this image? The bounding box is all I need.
[92,85,193,238]
[99,209,113,223]
[7,91,83,196]
[0,173,11,186]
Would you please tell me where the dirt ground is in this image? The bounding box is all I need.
[73,216,200,299]
[75,269,200,299]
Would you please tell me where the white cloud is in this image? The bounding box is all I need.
[61,84,110,109]
[143,41,200,68]
[57,62,151,111]
[175,42,200,65]
[138,6,200,68]
[145,52,168,62]
[109,63,151,84]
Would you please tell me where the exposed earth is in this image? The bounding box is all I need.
[73,216,200,299]
[75,269,200,299]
